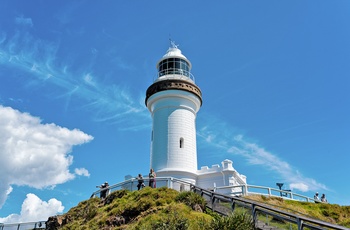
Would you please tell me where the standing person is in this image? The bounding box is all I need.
[136,174,145,190]
[148,168,156,188]
[314,192,320,203]
[321,194,328,203]
[97,181,109,199]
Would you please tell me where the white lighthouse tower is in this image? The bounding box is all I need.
[144,42,247,192]
[145,42,202,184]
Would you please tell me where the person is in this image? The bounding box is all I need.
[97,181,109,199]
[136,174,145,190]
[314,192,320,203]
[149,168,156,188]
[321,194,328,203]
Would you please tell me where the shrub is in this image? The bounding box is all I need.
[210,211,254,230]
[150,210,189,230]
[175,191,206,211]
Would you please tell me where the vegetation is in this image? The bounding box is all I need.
[49,187,254,230]
[47,188,350,229]
[245,195,350,228]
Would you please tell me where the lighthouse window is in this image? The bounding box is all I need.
[180,137,184,148]
[180,60,189,72]
[158,58,190,77]
[168,59,175,69]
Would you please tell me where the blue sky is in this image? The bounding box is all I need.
[1,0,349,223]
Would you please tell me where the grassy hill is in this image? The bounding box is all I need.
[245,195,350,228]
[45,187,350,230]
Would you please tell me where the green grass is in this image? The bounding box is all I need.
[55,187,255,229]
[51,189,350,229]
[245,195,350,228]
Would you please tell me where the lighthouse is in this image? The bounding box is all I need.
[145,42,202,183]
[144,42,247,191]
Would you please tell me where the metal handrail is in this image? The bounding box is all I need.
[90,177,194,198]
[214,184,319,203]
[0,220,45,230]
[191,185,349,230]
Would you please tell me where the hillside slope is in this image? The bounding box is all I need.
[45,187,350,229]
[245,195,350,228]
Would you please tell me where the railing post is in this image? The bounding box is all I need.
[251,204,257,228]
[268,188,271,196]
[243,184,248,196]
[211,195,216,212]
[297,217,303,230]
[231,198,236,212]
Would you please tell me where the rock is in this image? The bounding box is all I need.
[106,215,125,227]
[45,216,61,230]
[193,204,203,212]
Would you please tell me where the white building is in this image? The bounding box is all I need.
[145,42,246,191]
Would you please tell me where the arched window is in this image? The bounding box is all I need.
[180,137,184,148]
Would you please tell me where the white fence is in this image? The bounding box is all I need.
[214,184,319,203]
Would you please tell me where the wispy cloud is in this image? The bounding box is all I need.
[197,114,327,193]
[0,27,149,130]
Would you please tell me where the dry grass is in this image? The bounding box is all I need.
[52,191,350,229]
[244,195,350,227]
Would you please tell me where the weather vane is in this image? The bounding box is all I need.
[169,38,179,49]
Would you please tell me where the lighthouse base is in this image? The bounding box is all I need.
[156,169,197,185]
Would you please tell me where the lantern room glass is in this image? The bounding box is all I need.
[158,58,190,77]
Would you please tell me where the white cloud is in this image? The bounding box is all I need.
[0,193,64,223]
[0,105,93,208]
[290,183,309,192]
[75,168,90,177]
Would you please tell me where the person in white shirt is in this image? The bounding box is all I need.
[314,192,320,203]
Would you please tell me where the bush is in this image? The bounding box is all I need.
[210,211,254,230]
[175,191,206,212]
[150,210,189,230]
